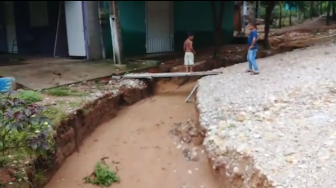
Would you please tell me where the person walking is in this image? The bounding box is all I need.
[246,22,259,75]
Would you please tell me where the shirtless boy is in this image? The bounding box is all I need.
[183,32,196,72]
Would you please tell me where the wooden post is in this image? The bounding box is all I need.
[109,1,123,64]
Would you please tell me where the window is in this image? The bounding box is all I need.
[29,1,49,27]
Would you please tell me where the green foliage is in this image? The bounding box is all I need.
[0,91,55,186]
[45,86,86,97]
[84,162,120,187]
[42,106,67,125]
[15,90,43,104]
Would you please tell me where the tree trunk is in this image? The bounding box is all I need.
[264,2,276,49]
[235,2,242,33]
[289,4,292,25]
[333,3,336,18]
[255,1,259,19]
[320,1,323,15]
[327,1,331,25]
[279,4,282,28]
[234,3,241,33]
[310,1,314,19]
[211,1,225,58]
[238,7,242,32]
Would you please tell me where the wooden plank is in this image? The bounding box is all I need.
[185,83,198,103]
[118,71,222,79]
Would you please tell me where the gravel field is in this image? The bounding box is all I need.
[197,43,336,188]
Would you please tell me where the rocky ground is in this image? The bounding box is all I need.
[197,42,336,188]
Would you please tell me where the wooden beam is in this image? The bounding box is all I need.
[185,83,199,103]
[113,71,222,79]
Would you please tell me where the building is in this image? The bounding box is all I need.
[0,1,235,62]
[0,1,104,60]
[112,1,235,59]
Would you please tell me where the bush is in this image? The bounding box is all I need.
[16,90,44,104]
[84,161,120,187]
[0,91,55,186]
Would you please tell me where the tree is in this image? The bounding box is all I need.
[248,1,256,24]
[262,1,277,48]
[310,1,314,19]
[210,1,225,58]
[287,1,294,25]
[234,1,243,34]
[278,3,283,28]
[332,2,336,18]
[327,1,332,25]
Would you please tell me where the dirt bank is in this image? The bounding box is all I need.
[44,82,218,188]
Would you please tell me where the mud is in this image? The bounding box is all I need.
[44,82,219,188]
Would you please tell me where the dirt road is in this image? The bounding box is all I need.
[44,82,218,188]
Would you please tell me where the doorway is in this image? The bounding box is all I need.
[64,1,86,57]
[146,1,174,53]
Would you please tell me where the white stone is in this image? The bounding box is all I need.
[197,43,336,188]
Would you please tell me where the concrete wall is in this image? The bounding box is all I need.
[14,1,69,57]
[117,1,235,58]
[85,1,103,60]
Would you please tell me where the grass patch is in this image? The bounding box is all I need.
[45,86,86,97]
[84,161,120,187]
[16,90,44,103]
[42,106,67,125]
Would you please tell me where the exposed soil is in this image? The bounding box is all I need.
[44,81,218,188]
[247,17,336,35]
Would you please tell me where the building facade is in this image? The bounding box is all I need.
[0,1,104,60]
[114,1,235,58]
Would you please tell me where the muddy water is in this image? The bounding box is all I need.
[44,82,218,188]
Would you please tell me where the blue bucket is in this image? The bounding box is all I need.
[0,77,16,92]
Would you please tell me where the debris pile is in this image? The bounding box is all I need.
[108,79,147,90]
[168,119,202,145]
[169,119,205,162]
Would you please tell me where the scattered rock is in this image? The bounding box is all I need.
[169,119,202,145]
[182,148,198,161]
[181,134,192,143]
